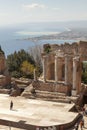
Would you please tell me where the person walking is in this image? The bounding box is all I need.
[10,100,13,110]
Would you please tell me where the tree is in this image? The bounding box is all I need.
[6,49,35,78]
[82,62,87,84]
[21,61,35,78]
[28,44,43,76]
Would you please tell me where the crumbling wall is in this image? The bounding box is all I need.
[43,41,87,58]
[32,81,71,95]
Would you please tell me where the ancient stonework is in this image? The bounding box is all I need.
[42,41,87,95]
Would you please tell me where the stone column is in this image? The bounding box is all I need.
[34,69,37,81]
[43,56,47,82]
[57,57,63,81]
[55,56,63,82]
[55,56,58,82]
[73,57,77,90]
[65,56,69,84]
[65,55,73,85]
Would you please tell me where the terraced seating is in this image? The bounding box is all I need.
[22,89,72,103]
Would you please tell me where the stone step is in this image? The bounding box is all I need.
[36,90,66,95]
[22,90,71,103]
[35,90,66,99]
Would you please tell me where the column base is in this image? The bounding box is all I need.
[71,90,77,96]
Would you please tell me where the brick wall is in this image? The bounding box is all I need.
[32,81,71,95]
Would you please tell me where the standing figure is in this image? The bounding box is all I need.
[10,100,13,110]
[80,119,84,130]
[75,123,79,130]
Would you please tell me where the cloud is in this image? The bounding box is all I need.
[22,3,47,9]
[52,8,60,10]
[0,13,8,16]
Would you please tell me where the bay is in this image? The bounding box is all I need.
[0,25,77,57]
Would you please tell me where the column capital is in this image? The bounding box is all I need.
[73,56,80,61]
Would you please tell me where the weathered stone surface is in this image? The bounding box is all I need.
[42,41,87,94]
[21,83,37,98]
[10,88,21,97]
[0,89,10,94]
[0,94,82,130]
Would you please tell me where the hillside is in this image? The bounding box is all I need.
[25,28,87,42]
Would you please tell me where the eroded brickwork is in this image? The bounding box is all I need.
[42,41,87,94]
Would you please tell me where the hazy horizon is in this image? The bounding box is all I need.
[0,0,87,27]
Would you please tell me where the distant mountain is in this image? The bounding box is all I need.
[16,20,87,41]
[23,27,87,41]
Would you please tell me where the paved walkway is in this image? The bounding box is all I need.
[0,94,79,129]
[0,125,23,130]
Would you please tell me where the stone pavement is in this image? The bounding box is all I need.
[0,94,79,129]
[77,116,87,130]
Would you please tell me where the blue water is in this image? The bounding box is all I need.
[0,24,77,57]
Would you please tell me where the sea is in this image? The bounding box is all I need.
[0,23,77,57]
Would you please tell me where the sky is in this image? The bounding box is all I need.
[0,0,87,27]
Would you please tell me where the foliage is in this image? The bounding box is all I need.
[82,72,87,84]
[21,61,35,78]
[44,44,51,53]
[6,49,36,78]
[82,62,87,84]
[28,44,43,76]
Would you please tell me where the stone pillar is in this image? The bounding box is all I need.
[65,56,68,84]
[65,55,72,85]
[55,56,58,82]
[73,57,77,90]
[57,57,63,81]
[73,58,77,89]
[55,56,63,82]
[43,56,47,82]
[34,69,37,81]
[72,56,82,94]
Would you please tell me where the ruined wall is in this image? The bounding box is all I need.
[32,81,71,95]
[43,41,87,58]
[43,42,78,55]
[78,41,87,56]
[46,53,55,80]
[42,41,87,94]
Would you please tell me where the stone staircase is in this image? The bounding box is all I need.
[22,89,75,103]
